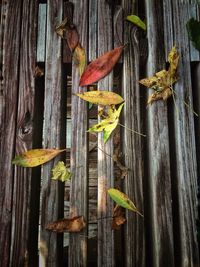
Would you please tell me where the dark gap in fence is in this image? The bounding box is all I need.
[28,62,45,267]
[39,0,47,4]
[191,61,200,255]
[167,90,181,267]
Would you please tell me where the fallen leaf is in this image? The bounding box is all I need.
[45,216,86,233]
[112,205,126,230]
[139,46,179,104]
[126,15,146,31]
[73,43,86,75]
[34,66,44,77]
[51,161,71,182]
[65,25,79,52]
[55,17,68,38]
[186,18,200,51]
[88,103,124,143]
[12,149,66,167]
[108,188,143,216]
[76,91,124,106]
[55,17,79,51]
[79,45,125,86]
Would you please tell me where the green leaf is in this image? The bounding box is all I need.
[12,149,66,167]
[108,188,143,216]
[88,103,124,143]
[51,161,71,182]
[126,15,146,31]
[186,18,200,51]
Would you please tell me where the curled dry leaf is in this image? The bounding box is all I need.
[34,66,44,77]
[88,103,124,143]
[139,46,179,105]
[65,25,79,52]
[79,45,125,86]
[76,91,124,106]
[55,17,79,51]
[45,216,86,233]
[108,188,143,216]
[73,43,86,75]
[112,205,126,230]
[112,153,128,179]
[12,149,66,167]
[51,161,71,182]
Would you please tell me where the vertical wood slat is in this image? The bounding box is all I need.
[37,3,46,63]
[97,1,115,266]
[145,1,175,266]
[0,1,23,266]
[89,0,97,61]
[122,1,145,266]
[39,1,65,266]
[165,2,199,266]
[63,2,73,64]
[68,0,88,266]
[10,1,39,266]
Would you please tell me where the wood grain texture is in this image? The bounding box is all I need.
[37,4,47,62]
[68,1,88,266]
[121,1,145,266]
[63,2,73,63]
[10,1,39,266]
[0,1,23,266]
[97,1,115,266]
[164,1,200,266]
[145,1,175,266]
[89,0,97,61]
[39,1,65,266]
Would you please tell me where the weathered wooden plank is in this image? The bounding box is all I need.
[37,4,46,62]
[89,0,97,61]
[121,1,145,266]
[63,2,73,63]
[145,1,175,267]
[97,1,115,266]
[164,1,199,266]
[39,1,65,266]
[68,0,88,266]
[0,1,23,266]
[10,1,39,266]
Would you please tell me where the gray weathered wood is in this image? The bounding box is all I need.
[0,1,23,266]
[89,0,97,61]
[10,1,39,266]
[39,1,65,266]
[97,1,115,266]
[37,4,47,62]
[68,0,88,266]
[121,1,145,266]
[145,1,175,266]
[164,1,200,266]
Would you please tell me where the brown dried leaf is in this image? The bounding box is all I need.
[34,66,44,77]
[65,25,79,52]
[112,205,126,230]
[112,153,128,179]
[45,216,86,233]
[55,17,68,38]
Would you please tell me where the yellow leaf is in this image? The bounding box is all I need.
[51,161,71,182]
[73,43,86,75]
[139,46,179,104]
[108,188,143,216]
[76,90,124,106]
[12,149,66,167]
[88,103,124,143]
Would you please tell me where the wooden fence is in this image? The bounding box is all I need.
[0,0,200,266]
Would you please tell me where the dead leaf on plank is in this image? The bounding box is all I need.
[45,216,86,233]
[112,205,126,230]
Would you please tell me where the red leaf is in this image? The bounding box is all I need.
[64,25,79,52]
[79,45,125,86]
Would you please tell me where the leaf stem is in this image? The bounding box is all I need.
[118,123,146,137]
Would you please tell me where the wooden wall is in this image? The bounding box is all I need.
[0,0,200,266]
